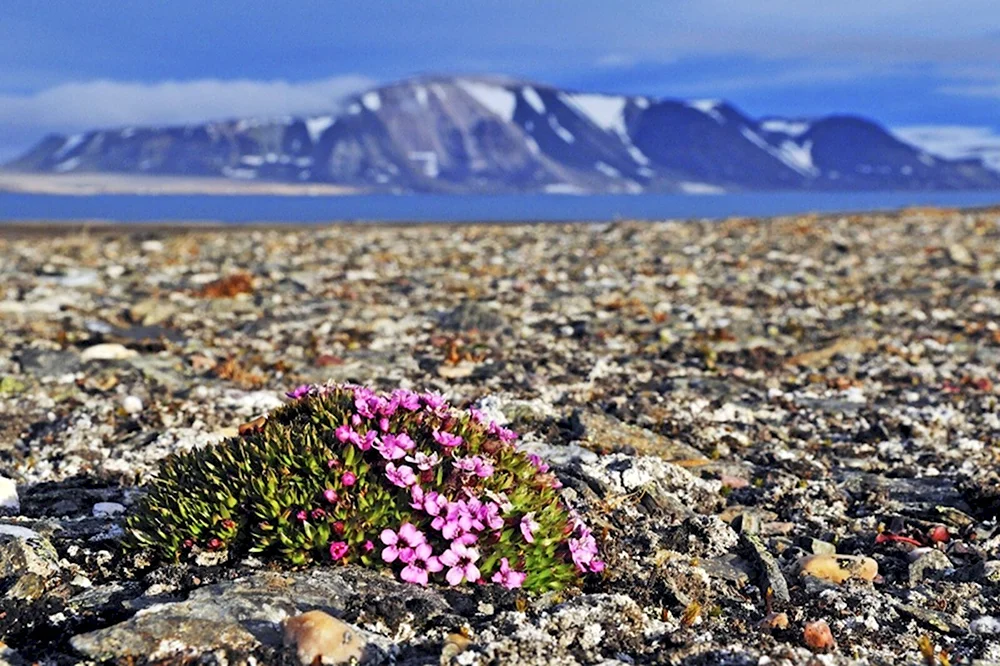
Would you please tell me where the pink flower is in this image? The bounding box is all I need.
[381,523,426,563]
[392,389,421,411]
[487,421,518,443]
[527,454,550,474]
[520,512,539,543]
[360,430,377,451]
[385,462,417,488]
[479,502,505,531]
[411,487,448,516]
[468,407,486,423]
[341,472,357,487]
[329,541,349,560]
[569,532,604,573]
[400,543,443,586]
[376,433,415,460]
[439,543,481,585]
[406,451,441,470]
[323,489,339,503]
[296,510,308,521]
[335,424,361,446]
[286,384,313,399]
[421,391,448,413]
[311,508,326,520]
[363,540,374,553]
[491,557,527,589]
[433,430,464,449]
[454,455,494,478]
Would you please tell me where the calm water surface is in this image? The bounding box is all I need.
[2,191,1000,223]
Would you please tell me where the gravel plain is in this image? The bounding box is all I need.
[1,207,1000,665]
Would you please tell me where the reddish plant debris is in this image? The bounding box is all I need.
[196,272,254,298]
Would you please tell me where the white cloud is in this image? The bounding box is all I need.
[0,75,375,132]
[893,125,1000,172]
[0,75,375,162]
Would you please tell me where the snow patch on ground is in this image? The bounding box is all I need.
[361,92,382,112]
[458,80,517,122]
[522,87,546,114]
[305,116,335,142]
[561,93,628,135]
[760,119,811,137]
[688,100,725,124]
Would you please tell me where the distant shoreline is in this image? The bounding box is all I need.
[0,171,361,196]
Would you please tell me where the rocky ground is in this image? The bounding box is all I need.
[1,208,1000,665]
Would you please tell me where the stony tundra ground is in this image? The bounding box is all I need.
[1,208,999,665]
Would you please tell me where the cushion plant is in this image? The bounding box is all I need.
[126,384,603,592]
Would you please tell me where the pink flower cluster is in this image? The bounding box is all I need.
[281,383,602,589]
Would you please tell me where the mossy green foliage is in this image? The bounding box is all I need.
[126,385,601,592]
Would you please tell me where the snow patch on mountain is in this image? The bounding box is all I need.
[55,134,86,159]
[741,127,817,176]
[362,92,382,112]
[688,100,725,124]
[594,161,621,178]
[760,119,811,137]
[894,125,1000,173]
[305,116,335,142]
[561,93,627,135]
[414,85,429,108]
[458,80,517,122]
[521,87,545,114]
[548,115,575,143]
[679,181,726,194]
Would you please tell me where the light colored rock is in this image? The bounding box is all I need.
[795,553,878,584]
[0,478,18,512]
[121,395,144,415]
[92,502,126,518]
[80,343,137,362]
[908,548,952,587]
[803,619,835,652]
[283,610,366,665]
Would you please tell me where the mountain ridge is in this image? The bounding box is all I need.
[7,75,1000,194]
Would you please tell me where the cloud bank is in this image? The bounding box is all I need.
[0,75,375,162]
[894,125,1000,172]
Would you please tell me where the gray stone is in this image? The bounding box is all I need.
[438,301,507,332]
[909,548,953,587]
[16,348,81,377]
[70,569,415,663]
[740,532,790,604]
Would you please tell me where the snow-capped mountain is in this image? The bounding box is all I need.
[7,76,1000,193]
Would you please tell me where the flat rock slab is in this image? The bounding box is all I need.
[70,569,403,663]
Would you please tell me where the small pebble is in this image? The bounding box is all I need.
[795,553,878,584]
[121,395,144,415]
[0,477,19,512]
[803,620,835,652]
[283,610,365,665]
[758,611,789,630]
[93,502,126,518]
[80,343,137,362]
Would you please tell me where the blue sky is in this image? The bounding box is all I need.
[2,0,999,161]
